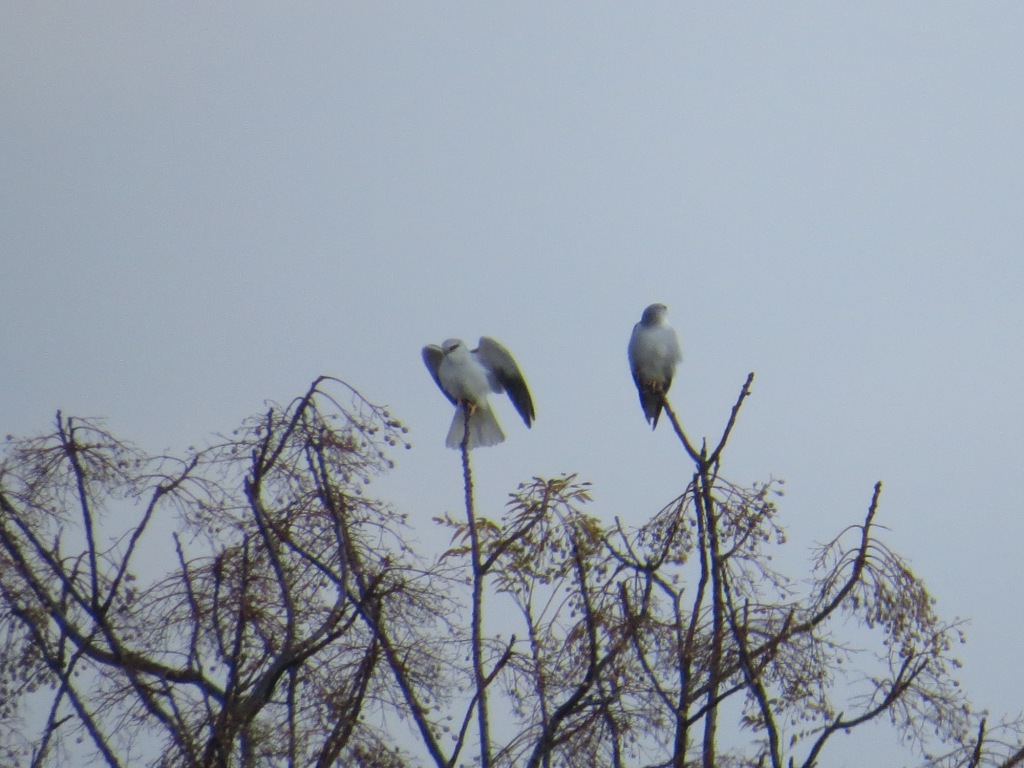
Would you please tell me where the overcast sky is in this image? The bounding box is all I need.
[3,4,1023,765]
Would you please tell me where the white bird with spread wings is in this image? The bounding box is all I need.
[422,337,535,449]
[628,303,683,430]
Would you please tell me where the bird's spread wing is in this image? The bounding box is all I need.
[475,337,535,427]
[421,345,456,405]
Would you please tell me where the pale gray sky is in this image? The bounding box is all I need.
[3,4,1023,765]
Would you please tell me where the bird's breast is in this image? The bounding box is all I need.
[439,356,492,403]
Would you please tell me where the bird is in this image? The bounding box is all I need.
[628,303,682,429]
[421,337,535,449]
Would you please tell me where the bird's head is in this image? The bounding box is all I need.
[442,339,466,355]
[641,303,668,325]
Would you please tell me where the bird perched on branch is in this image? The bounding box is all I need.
[422,337,535,449]
[628,303,682,429]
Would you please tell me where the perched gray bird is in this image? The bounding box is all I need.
[628,303,683,429]
[422,337,535,449]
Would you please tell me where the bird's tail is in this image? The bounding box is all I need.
[446,404,506,449]
[640,391,665,430]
